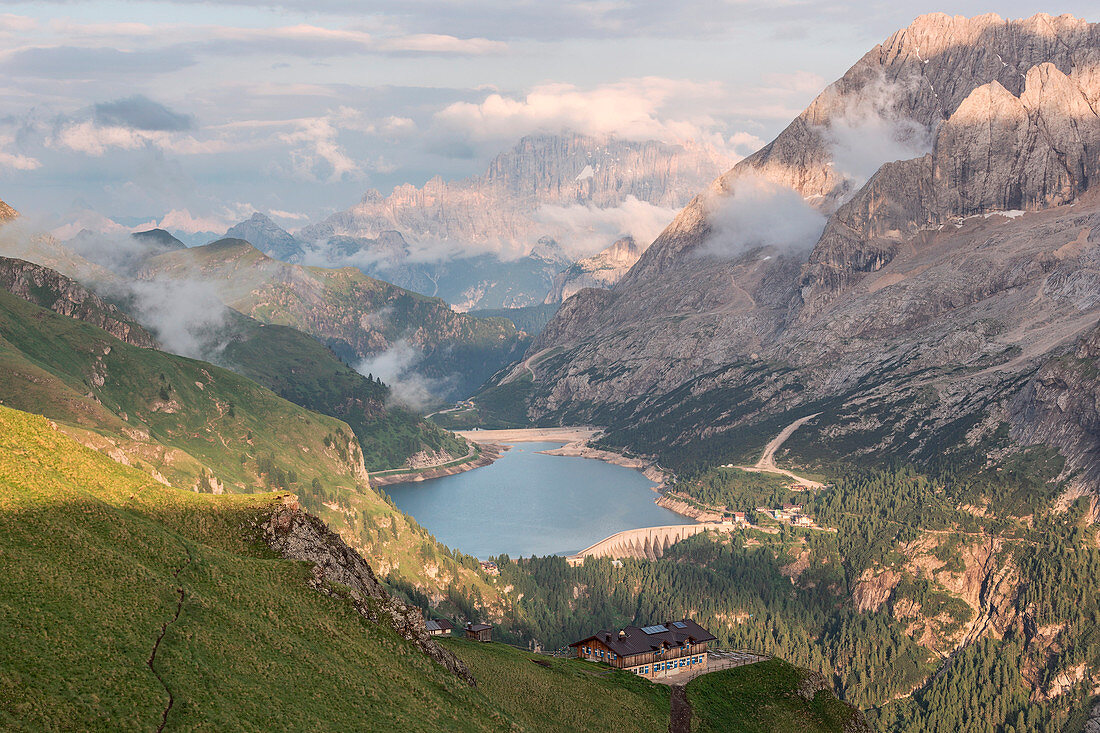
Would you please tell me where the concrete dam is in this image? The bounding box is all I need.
[566,523,734,565]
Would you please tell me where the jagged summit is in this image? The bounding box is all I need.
[521,12,1100,494]
[621,12,1100,286]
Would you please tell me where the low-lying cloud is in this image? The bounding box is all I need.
[355,339,453,410]
[819,72,934,193]
[698,175,826,259]
[534,196,678,258]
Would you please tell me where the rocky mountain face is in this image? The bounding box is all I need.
[545,236,642,303]
[518,13,1100,493]
[0,256,157,348]
[226,213,306,263]
[296,133,731,308]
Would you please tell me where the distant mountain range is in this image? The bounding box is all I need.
[214,133,731,309]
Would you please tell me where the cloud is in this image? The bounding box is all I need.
[156,208,233,235]
[0,134,40,171]
[534,196,679,257]
[94,96,193,132]
[818,71,933,192]
[0,14,36,35]
[124,277,232,359]
[433,78,733,152]
[280,108,367,182]
[698,175,826,259]
[52,121,149,156]
[355,339,452,410]
[0,46,195,79]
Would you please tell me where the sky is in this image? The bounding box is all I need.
[1,1,1096,236]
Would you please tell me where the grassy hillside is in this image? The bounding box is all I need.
[143,239,529,400]
[443,637,670,733]
[0,288,503,612]
[0,405,495,730]
[0,406,680,730]
[0,287,363,495]
[688,659,868,732]
[219,310,467,470]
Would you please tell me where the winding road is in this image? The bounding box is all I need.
[736,414,824,488]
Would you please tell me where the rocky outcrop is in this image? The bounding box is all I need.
[259,495,475,685]
[0,256,158,348]
[1010,321,1100,489]
[226,213,305,263]
[0,198,17,222]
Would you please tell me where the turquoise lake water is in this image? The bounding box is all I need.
[385,442,693,558]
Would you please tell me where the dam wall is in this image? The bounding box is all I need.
[566,523,733,565]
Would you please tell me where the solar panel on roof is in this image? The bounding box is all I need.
[672,621,687,628]
[641,625,669,634]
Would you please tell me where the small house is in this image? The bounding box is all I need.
[732,512,747,523]
[426,619,454,637]
[465,622,493,642]
[479,560,500,576]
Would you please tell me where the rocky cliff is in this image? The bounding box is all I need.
[260,495,475,684]
[520,13,1100,490]
[0,199,17,223]
[0,256,158,348]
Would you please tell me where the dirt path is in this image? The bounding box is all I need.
[149,546,192,733]
[668,685,691,733]
[736,414,823,488]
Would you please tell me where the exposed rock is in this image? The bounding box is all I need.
[259,495,476,685]
[1010,321,1100,489]
[522,13,1100,490]
[0,198,17,222]
[0,256,158,348]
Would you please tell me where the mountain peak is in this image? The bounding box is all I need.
[226,213,304,263]
[0,198,17,223]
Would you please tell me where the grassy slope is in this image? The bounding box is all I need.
[0,406,491,731]
[0,406,675,731]
[688,659,867,733]
[144,240,529,399]
[442,637,670,733]
[0,288,362,495]
[0,289,502,612]
[219,310,467,470]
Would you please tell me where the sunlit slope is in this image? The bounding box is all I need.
[0,287,365,495]
[0,406,686,731]
[0,405,501,731]
[0,288,500,606]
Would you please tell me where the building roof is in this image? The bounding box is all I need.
[569,619,716,657]
[426,619,454,632]
[466,623,492,632]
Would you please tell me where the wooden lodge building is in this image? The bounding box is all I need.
[569,620,716,679]
[465,622,493,642]
[425,619,453,637]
